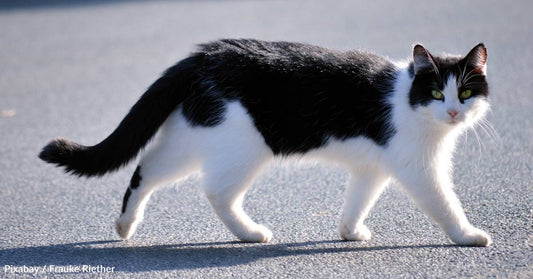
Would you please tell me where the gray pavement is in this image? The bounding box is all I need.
[0,0,531,278]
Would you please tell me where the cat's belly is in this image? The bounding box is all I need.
[304,137,386,169]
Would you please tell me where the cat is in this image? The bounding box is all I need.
[39,39,492,246]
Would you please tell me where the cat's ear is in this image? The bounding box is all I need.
[465,43,487,76]
[412,44,437,75]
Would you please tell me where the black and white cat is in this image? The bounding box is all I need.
[39,39,492,246]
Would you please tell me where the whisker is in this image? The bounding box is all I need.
[433,63,442,83]
[470,126,485,160]
[461,82,486,89]
[462,81,485,86]
[463,67,477,80]
[460,60,469,85]
[462,127,469,154]
[477,119,502,146]
[462,73,484,85]
[457,64,465,82]
[485,121,500,143]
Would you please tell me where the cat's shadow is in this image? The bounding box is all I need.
[1,239,457,272]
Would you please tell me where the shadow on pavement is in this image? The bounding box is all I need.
[0,0,228,11]
[0,0,137,10]
[1,240,458,272]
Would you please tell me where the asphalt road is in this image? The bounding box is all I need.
[1,0,531,278]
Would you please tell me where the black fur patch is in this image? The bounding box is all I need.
[121,166,142,213]
[130,166,142,189]
[121,188,131,214]
[182,39,398,154]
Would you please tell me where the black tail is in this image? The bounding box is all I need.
[39,59,196,177]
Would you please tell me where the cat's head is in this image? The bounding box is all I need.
[408,43,489,129]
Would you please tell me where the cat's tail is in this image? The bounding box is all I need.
[38,58,197,177]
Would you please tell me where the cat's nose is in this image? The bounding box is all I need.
[447,109,458,118]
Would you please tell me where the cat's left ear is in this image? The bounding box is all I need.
[465,43,487,76]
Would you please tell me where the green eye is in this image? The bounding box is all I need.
[431,90,444,100]
[460,89,472,99]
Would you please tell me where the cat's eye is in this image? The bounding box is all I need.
[431,90,444,100]
[460,89,472,99]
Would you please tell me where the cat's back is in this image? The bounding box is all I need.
[198,38,331,61]
[196,38,393,74]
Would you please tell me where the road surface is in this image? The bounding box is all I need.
[1,0,531,278]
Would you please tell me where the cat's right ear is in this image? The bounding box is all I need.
[413,44,437,75]
[464,43,487,76]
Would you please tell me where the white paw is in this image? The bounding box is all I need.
[115,215,139,240]
[450,226,492,247]
[236,224,273,243]
[340,224,372,241]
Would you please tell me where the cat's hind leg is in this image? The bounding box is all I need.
[116,161,199,239]
[202,158,272,242]
[339,169,390,241]
[116,166,151,239]
[116,111,200,239]
[199,103,273,243]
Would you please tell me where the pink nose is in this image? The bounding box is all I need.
[447,110,458,118]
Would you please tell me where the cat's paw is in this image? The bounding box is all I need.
[115,215,139,240]
[449,226,492,247]
[340,224,372,241]
[236,224,273,243]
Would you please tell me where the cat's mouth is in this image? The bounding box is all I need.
[447,118,462,125]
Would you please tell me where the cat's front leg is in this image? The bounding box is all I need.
[339,169,390,241]
[392,166,491,247]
